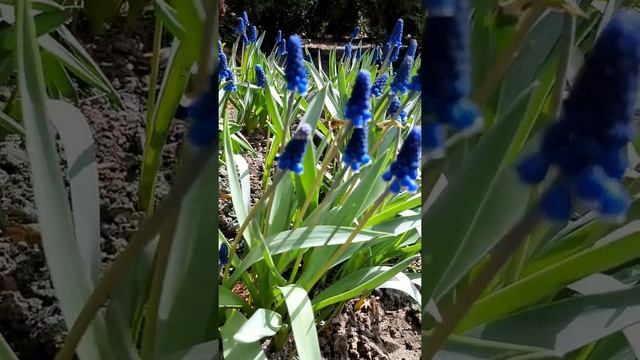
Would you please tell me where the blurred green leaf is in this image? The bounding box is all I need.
[0,332,17,360]
[277,285,322,360]
[221,311,268,360]
[233,309,282,343]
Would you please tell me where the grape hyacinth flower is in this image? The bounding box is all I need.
[389,46,400,62]
[371,74,388,97]
[373,46,382,63]
[218,41,232,80]
[187,76,217,148]
[350,26,360,40]
[345,70,372,128]
[406,39,418,58]
[242,11,250,27]
[383,127,421,193]
[235,17,246,34]
[387,19,404,47]
[255,64,266,88]
[223,71,237,92]
[286,35,307,95]
[387,94,407,122]
[277,123,312,174]
[278,39,288,56]
[423,122,446,158]
[409,65,421,92]
[356,46,362,60]
[425,0,456,16]
[344,42,352,59]
[516,10,640,223]
[219,243,229,267]
[242,33,249,45]
[422,0,481,155]
[343,126,371,172]
[275,30,282,44]
[391,55,413,94]
[248,25,257,44]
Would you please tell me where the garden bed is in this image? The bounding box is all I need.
[0,11,421,360]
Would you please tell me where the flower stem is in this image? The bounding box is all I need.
[303,189,390,292]
[293,126,349,229]
[423,210,541,359]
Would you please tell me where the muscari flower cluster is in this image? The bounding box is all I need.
[343,71,373,172]
[286,35,308,95]
[219,243,229,266]
[350,26,360,40]
[406,39,417,58]
[255,64,266,88]
[387,19,404,62]
[517,10,640,223]
[235,16,246,34]
[344,42,352,59]
[278,38,287,56]
[345,70,372,128]
[218,41,237,92]
[248,25,258,44]
[390,55,413,94]
[277,123,312,174]
[422,0,480,157]
[187,75,217,148]
[383,127,421,193]
[387,95,407,123]
[371,74,388,97]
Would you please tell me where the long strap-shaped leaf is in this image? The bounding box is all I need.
[15,1,112,358]
[278,285,322,360]
[0,332,17,360]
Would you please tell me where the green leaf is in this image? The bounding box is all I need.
[312,256,417,310]
[0,332,17,360]
[460,221,640,331]
[157,340,219,360]
[228,226,391,284]
[84,0,122,33]
[277,285,322,360]
[0,108,23,134]
[467,285,640,356]
[220,286,245,308]
[46,99,101,283]
[233,309,282,343]
[436,333,550,360]
[220,311,268,360]
[154,0,184,39]
[154,155,218,357]
[377,271,422,305]
[15,1,114,358]
[139,40,194,211]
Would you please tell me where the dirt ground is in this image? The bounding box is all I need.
[0,11,421,360]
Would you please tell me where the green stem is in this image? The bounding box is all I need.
[144,19,163,141]
[140,210,180,360]
[549,13,576,118]
[423,210,541,359]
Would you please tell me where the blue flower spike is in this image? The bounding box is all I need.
[516,9,640,223]
[277,123,312,174]
[286,35,308,95]
[255,64,266,88]
[242,11,250,27]
[343,126,371,172]
[383,127,421,193]
[351,26,360,40]
[248,25,258,43]
[425,0,456,16]
[388,18,404,46]
[371,74,388,97]
[344,42,352,59]
[345,70,372,128]
[218,41,231,80]
[387,94,407,123]
[276,30,282,44]
[278,38,288,56]
[356,46,362,60]
[187,76,217,148]
[423,122,446,159]
[407,39,418,58]
[219,243,229,267]
[391,55,414,94]
[235,17,246,34]
[423,0,482,138]
[373,46,382,63]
